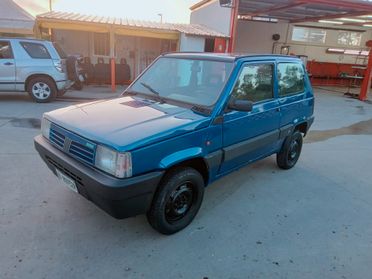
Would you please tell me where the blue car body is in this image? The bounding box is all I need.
[35,53,314,219]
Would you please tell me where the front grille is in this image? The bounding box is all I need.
[50,128,65,148]
[69,141,95,165]
[49,123,97,166]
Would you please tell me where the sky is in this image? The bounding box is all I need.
[15,0,200,23]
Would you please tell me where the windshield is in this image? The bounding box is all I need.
[129,57,234,107]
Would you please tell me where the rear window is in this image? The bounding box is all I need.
[21,42,51,59]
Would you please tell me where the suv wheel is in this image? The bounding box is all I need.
[27,77,57,103]
[147,167,204,235]
[277,131,303,169]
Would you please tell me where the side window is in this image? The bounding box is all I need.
[20,42,51,59]
[277,63,305,97]
[231,63,273,103]
[0,41,13,59]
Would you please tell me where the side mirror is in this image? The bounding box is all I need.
[228,99,253,112]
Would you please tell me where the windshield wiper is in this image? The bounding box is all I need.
[191,105,211,116]
[140,82,165,103]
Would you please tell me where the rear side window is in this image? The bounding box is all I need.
[0,41,13,59]
[277,63,305,96]
[231,63,274,103]
[21,42,51,59]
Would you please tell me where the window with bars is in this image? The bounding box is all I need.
[337,31,362,47]
[93,33,110,56]
[292,27,327,44]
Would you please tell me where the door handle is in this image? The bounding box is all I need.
[3,62,14,66]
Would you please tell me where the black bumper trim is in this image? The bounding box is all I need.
[34,135,164,219]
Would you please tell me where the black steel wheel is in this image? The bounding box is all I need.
[165,182,195,223]
[277,131,303,169]
[147,167,204,235]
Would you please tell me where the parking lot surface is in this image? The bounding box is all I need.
[1,88,372,279]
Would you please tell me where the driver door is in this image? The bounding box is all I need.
[0,40,16,91]
[219,61,281,174]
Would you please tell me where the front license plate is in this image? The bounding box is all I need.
[56,169,78,193]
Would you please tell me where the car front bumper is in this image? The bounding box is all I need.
[34,135,164,219]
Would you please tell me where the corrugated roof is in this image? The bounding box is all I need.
[36,11,229,38]
[0,0,34,33]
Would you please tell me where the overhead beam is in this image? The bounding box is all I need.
[307,0,372,11]
[241,1,305,16]
[290,10,372,23]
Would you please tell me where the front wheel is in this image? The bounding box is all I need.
[147,167,204,235]
[277,131,303,169]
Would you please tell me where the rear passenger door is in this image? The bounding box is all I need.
[220,61,281,173]
[277,62,308,129]
[0,40,16,91]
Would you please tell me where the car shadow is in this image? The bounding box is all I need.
[58,155,279,241]
[0,92,33,102]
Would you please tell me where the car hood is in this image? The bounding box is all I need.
[45,96,211,151]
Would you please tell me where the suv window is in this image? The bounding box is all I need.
[277,63,305,96]
[231,63,274,103]
[21,42,51,59]
[0,41,13,59]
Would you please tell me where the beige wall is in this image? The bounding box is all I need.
[53,29,90,57]
[235,20,372,64]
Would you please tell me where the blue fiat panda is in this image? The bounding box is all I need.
[35,53,314,234]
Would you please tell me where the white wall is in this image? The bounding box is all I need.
[179,33,205,51]
[190,0,231,36]
[235,20,372,64]
[235,21,289,54]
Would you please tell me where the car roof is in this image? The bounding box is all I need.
[163,52,302,63]
[0,37,48,43]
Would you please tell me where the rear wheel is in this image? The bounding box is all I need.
[147,167,204,235]
[27,77,57,103]
[277,131,303,169]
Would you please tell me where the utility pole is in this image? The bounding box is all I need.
[49,0,52,11]
[158,13,163,23]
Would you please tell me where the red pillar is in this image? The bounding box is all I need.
[111,58,116,92]
[227,0,239,53]
[359,40,372,101]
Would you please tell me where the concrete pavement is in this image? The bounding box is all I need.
[0,87,372,279]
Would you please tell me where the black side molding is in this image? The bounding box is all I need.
[223,130,280,162]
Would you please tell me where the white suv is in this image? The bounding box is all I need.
[0,38,71,103]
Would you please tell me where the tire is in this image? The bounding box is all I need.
[27,76,57,103]
[66,56,79,81]
[277,131,303,170]
[147,167,205,235]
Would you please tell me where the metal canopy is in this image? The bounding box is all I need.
[36,11,229,38]
[238,0,372,25]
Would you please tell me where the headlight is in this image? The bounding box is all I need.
[41,117,51,140]
[95,145,132,178]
